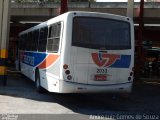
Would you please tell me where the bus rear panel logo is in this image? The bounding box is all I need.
[91,52,131,68]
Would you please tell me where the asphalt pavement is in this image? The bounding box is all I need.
[0,70,160,120]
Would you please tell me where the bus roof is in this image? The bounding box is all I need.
[19,11,131,36]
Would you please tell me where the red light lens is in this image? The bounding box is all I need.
[63,64,68,69]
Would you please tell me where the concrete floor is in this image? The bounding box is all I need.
[0,72,160,120]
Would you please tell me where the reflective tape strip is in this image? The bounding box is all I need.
[0,49,8,58]
[0,66,7,75]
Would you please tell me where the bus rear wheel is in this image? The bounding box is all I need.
[35,70,43,93]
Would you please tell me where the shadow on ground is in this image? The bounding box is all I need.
[0,72,160,115]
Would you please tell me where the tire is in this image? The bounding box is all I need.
[35,70,43,93]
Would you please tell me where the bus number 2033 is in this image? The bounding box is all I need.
[97,69,107,74]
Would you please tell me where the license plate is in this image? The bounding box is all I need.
[95,75,107,81]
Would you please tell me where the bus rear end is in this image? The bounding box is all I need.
[62,12,134,93]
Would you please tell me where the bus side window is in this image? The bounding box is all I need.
[47,22,61,53]
[32,30,39,51]
[24,34,28,51]
[27,32,33,51]
[21,35,25,50]
[18,35,23,50]
[38,27,48,52]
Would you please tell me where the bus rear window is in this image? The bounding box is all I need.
[72,17,131,50]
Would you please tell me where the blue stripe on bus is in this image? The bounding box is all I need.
[22,52,47,67]
[110,55,131,68]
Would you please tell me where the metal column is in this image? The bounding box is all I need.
[60,0,68,14]
[127,0,134,18]
[0,0,11,86]
[137,0,144,77]
[138,0,144,57]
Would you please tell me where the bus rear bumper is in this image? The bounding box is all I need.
[59,81,133,93]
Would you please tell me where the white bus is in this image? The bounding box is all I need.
[16,11,134,93]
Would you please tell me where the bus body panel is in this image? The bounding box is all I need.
[19,50,61,92]
[69,12,134,92]
[58,80,132,93]
[88,49,133,85]
[70,47,133,85]
[17,11,134,93]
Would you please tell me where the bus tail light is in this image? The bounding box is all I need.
[63,64,68,69]
[67,75,72,80]
[63,64,72,80]
[128,77,131,81]
[65,70,70,75]
[130,72,133,76]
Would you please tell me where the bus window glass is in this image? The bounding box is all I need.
[27,32,33,51]
[47,22,61,52]
[72,17,131,50]
[19,35,25,50]
[38,26,48,52]
[32,30,39,51]
[24,34,28,50]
